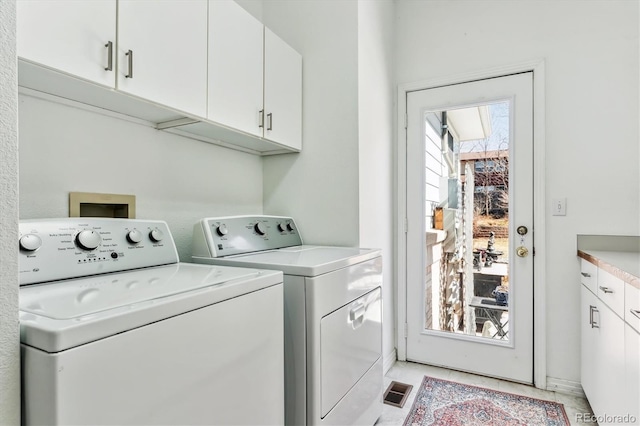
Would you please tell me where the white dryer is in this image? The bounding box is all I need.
[19,218,284,425]
[192,215,383,426]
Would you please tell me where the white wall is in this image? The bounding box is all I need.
[396,0,639,385]
[261,0,360,247]
[0,1,20,424]
[19,94,264,261]
[357,0,396,368]
[262,0,397,368]
[235,0,262,21]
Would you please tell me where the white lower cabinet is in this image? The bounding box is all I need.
[581,285,626,424]
[581,267,640,425]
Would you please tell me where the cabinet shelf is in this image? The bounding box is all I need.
[18,59,300,156]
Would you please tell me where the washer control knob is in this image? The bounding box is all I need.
[216,224,228,237]
[76,229,101,251]
[277,223,287,233]
[254,222,267,236]
[19,234,42,252]
[126,229,143,244]
[286,221,295,232]
[149,228,164,243]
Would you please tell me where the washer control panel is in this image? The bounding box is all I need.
[193,216,302,258]
[19,218,179,285]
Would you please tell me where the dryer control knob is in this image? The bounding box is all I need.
[216,224,228,236]
[254,222,267,235]
[286,222,295,232]
[76,229,101,251]
[19,234,42,252]
[149,228,164,243]
[126,229,143,244]
[277,223,287,232]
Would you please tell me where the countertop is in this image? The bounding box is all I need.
[578,236,640,289]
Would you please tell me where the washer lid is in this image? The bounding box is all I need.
[195,245,381,276]
[20,263,282,352]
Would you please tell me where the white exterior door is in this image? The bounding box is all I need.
[405,72,534,383]
[117,0,208,117]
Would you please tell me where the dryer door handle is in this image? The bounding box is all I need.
[349,302,366,328]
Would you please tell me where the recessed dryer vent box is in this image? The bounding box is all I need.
[69,192,136,218]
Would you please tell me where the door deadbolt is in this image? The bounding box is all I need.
[517,226,528,236]
[516,246,529,257]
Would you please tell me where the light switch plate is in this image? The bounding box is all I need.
[552,198,566,216]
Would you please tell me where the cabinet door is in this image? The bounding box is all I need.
[208,0,263,137]
[264,28,302,150]
[625,282,640,333]
[17,0,116,87]
[594,296,626,423]
[118,0,207,117]
[581,285,598,404]
[625,324,640,424]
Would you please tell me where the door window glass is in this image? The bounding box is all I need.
[423,101,511,342]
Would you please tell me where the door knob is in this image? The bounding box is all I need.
[516,246,529,257]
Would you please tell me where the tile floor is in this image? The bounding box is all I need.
[376,361,595,425]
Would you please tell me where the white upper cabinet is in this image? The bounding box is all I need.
[16,0,301,155]
[17,0,117,87]
[208,2,302,151]
[118,0,208,118]
[264,28,303,151]
[208,0,264,138]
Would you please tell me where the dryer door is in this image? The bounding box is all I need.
[320,287,381,417]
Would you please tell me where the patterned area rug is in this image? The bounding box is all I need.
[403,376,570,426]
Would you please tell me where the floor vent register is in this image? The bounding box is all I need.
[382,381,413,408]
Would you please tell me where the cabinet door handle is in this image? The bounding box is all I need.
[599,286,614,294]
[258,110,264,128]
[589,305,600,328]
[125,50,134,79]
[580,272,591,278]
[590,305,600,328]
[349,302,366,322]
[349,302,367,329]
[104,41,113,71]
[267,113,273,131]
[630,309,640,320]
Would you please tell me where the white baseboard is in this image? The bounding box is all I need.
[546,376,585,398]
[383,348,397,375]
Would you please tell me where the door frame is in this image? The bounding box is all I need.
[395,60,547,389]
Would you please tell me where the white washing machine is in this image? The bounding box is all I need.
[19,218,284,425]
[191,215,383,426]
